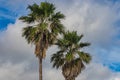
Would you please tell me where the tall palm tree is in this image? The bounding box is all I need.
[19,2,65,80]
[51,31,91,80]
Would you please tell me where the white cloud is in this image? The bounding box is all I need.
[0,20,35,63]
[115,78,120,80]
[76,63,120,80]
[0,0,120,80]
[0,20,39,80]
[61,0,120,48]
[0,62,38,80]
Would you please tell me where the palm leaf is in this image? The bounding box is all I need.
[77,51,91,63]
[51,52,64,69]
[79,42,90,48]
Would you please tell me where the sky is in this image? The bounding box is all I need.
[0,0,120,80]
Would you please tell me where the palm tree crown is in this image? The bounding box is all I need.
[19,2,65,58]
[51,31,91,80]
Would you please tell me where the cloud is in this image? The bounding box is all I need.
[0,20,40,80]
[1,61,120,80]
[77,63,120,80]
[0,0,120,80]
[0,61,38,80]
[59,0,120,47]
[0,20,35,63]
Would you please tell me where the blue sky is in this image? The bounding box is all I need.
[0,0,120,80]
[0,7,16,30]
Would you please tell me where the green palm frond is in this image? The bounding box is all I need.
[77,51,91,64]
[55,39,69,50]
[22,26,38,44]
[19,15,35,23]
[37,22,48,31]
[65,52,74,61]
[50,12,65,22]
[20,3,40,23]
[50,23,65,35]
[79,42,90,48]
[51,51,64,69]
[40,2,55,17]
[63,31,80,44]
[27,3,39,11]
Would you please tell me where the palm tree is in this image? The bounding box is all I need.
[19,2,65,80]
[51,31,91,80]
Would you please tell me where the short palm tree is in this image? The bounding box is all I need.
[51,31,91,80]
[19,2,65,80]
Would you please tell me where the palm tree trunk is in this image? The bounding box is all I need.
[39,58,42,80]
[72,78,75,80]
[65,78,75,80]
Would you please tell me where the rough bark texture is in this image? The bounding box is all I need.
[65,77,75,80]
[62,60,84,80]
[35,43,41,57]
[39,58,42,80]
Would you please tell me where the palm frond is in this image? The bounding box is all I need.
[22,26,37,44]
[65,53,74,61]
[27,3,39,11]
[50,23,65,35]
[55,39,69,50]
[40,2,55,17]
[77,51,91,64]
[51,52,64,69]
[19,15,35,23]
[79,42,90,48]
[64,31,80,44]
[50,12,65,22]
